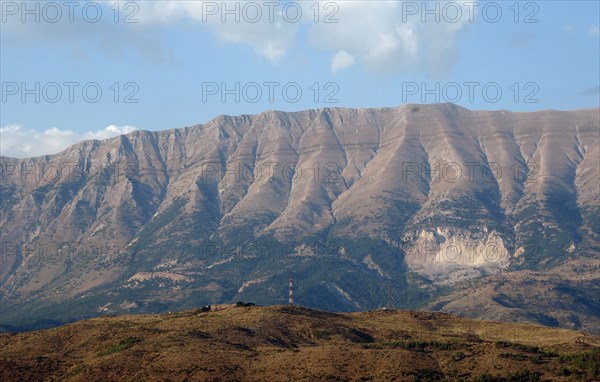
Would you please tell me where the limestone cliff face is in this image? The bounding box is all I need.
[403,227,511,285]
[0,104,598,332]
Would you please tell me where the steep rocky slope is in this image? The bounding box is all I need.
[0,104,598,332]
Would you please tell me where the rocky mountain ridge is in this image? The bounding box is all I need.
[0,104,598,333]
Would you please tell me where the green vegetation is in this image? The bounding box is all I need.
[494,341,557,356]
[97,336,143,356]
[558,348,600,379]
[363,340,466,352]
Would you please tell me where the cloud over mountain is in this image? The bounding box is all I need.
[0,124,137,158]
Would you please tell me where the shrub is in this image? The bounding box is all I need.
[97,336,143,356]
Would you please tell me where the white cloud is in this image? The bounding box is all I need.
[1,1,471,75]
[308,1,469,78]
[134,0,300,64]
[83,125,138,141]
[0,124,137,158]
[331,50,355,72]
[1,4,174,64]
[130,0,471,75]
[589,26,600,38]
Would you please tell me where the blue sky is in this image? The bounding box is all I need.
[1,0,599,157]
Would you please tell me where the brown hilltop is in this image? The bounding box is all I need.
[0,305,598,381]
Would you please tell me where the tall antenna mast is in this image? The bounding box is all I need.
[289,274,294,306]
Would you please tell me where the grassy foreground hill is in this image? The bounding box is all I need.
[0,305,599,381]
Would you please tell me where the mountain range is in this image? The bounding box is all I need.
[0,104,598,333]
